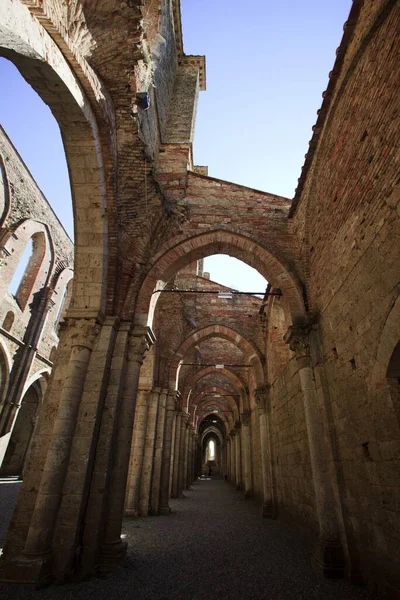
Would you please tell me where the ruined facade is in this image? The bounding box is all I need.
[0,125,74,477]
[0,1,399,598]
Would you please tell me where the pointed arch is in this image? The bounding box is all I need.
[131,229,306,328]
[0,0,111,316]
[169,324,264,388]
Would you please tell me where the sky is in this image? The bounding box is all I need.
[0,0,352,294]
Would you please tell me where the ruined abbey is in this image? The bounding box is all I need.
[0,0,399,598]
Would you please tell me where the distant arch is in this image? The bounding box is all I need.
[169,324,264,389]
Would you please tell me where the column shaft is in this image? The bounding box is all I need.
[99,327,155,571]
[149,388,168,515]
[158,392,176,514]
[171,412,182,497]
[124,389,150,517]
[139,389,159,516]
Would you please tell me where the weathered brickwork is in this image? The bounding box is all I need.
[0,1,398,597]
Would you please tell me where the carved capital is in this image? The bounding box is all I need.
[242,411,251,426]
[66,317,101,351]
[254,385,270,413]
[129,326,156,362]
[284,325,311,360]
[234,420,241,432]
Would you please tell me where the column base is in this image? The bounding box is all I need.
[124,508,139,518]
[313,538,345,579]
[261,501,277,518]
[1,551,53,588]
[244,489,252,499]
[159,504,171,515]
[235,483,242,491]
[98,539,127,573]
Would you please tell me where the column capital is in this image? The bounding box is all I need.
[234,421,241,433]
[64,317,101,351]
[242,411,251,426]
[254,385,270,413]
[229,429,236,439]
[129,326,156,363]
[284,324,311,361]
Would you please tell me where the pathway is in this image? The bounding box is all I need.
[0,477,377,599]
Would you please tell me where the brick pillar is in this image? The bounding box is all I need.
[158,391,176,514]
[171,411,182,497]
[255,386,277,518]
[284,325,345,578]
[242,411,252,499]
[124,388,151,517]
[234,422,242,490]
[139,388,160,516]
[98,326,155,572]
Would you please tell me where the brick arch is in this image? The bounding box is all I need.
[132,229,306,329]
[201,427,224,447]
[192,395,237,431]
[170,324,264,389]
[181,365,248,414]
[0,0,112,316]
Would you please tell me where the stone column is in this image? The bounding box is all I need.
[171,411,182,497]
[139,388,160,516]
[99,326,155,571]
[148,388,167,515]
[242,411,252,499]
[78,320,131,576]
[158,391,176,514]
[3,317,101,584]
[234,422,242,490]
[124,388,151,517]
[230,430,236,484]
[178,413,189,497]
[168,411,177,497]
[182,414,190,490]
[186,425,193,486]
[255,386,277,518]
[284,325,344,577]
[226,436,231,480]
[191,430,197,482]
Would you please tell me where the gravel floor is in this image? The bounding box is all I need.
[0,477,378,600]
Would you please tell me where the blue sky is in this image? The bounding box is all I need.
[0,0,352,293]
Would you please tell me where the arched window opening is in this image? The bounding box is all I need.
[7,231,49,311]
[0,382,40,477]
[8,237,33,296]
[208,439,215,461]
[2,310,14,332]
[53,286,68,331]
[203,255,267,298]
